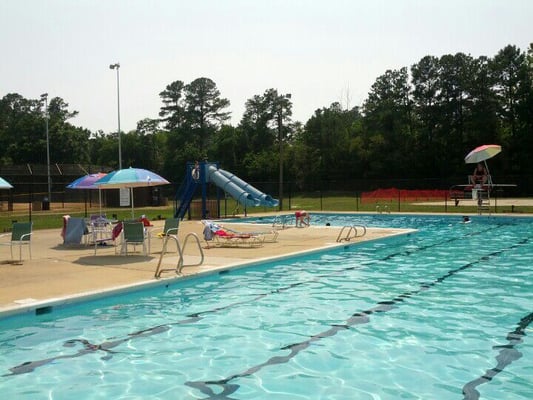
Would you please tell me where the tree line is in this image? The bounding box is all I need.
[1,44,531,192]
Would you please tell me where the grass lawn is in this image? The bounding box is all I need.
[1,195,531,232]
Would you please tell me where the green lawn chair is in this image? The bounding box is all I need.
[120,221,148,255]
[0,222,33,261]
[152,218,180,238]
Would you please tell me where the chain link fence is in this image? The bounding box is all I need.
[0,164,529,214]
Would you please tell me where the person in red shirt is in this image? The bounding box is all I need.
[295,210,310,227]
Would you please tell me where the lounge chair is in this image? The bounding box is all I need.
[222,225,278,243]
[0,222,32,261]
[201,220,264,248]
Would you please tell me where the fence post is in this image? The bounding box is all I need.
[288,182,291,211]
[398,189,401,212]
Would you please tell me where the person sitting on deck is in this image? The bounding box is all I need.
[470,163,488,187]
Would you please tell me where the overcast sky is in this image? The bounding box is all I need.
[1,0,531,134]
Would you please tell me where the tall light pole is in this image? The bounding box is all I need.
[278,93,291,211]
[41,93,51,204]
[109,63,122,169]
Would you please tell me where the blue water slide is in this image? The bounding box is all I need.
[217,169,279,207]
[206,165,277,208]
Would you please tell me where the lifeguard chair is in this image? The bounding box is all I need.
[450,145,516,214]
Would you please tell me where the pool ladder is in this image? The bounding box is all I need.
[154,233,204,278]
[376,205,390,214]
[336,225,367,242]
[272,214,291,229]
[474,188,491,215]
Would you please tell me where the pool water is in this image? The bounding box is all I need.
[0,214,531,399]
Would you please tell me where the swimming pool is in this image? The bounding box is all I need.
[0,214,531,399]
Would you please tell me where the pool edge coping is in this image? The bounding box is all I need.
[0,228,416,319]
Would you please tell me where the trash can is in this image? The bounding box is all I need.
[42,197,50,211]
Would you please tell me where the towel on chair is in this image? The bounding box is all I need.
[112,222,123,240]
[203,224,214,241]
[63,217,87,245]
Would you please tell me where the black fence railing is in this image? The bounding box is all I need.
[0,173,529,211]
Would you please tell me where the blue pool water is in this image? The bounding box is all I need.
[0,214,532,399]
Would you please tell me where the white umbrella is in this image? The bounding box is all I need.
[465,144,502,187]
[465,144,501,164]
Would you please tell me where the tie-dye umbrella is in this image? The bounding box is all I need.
[95,168,170,218]
[67,172,107,190]
[0,177,13,189]
[66,172,107,216]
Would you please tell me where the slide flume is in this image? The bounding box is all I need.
[207,165,279,208]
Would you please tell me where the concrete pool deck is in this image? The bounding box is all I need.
[0,217,412,316]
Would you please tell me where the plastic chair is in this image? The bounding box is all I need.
[0,222,32,261]
[120,221,148,255]
[152,218,180,239]
[91,221,122,256]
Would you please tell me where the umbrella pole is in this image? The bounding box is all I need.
[130,187,134,219]
[84,190,88,217]
[99,188,102,217]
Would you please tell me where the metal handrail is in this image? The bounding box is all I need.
[272,214,290,229]
[154,232,204,278]
[475,187,491,215]
[336,225,367,242]
[177,233,204,274]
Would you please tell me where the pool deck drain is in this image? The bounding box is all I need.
[0,217,412,316]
